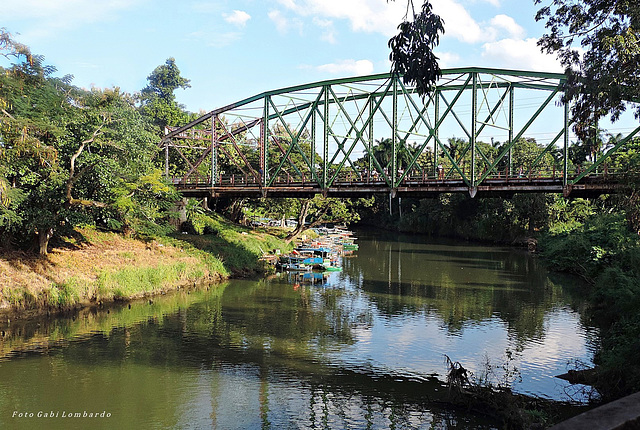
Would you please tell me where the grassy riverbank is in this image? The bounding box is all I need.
[0,213,292,316]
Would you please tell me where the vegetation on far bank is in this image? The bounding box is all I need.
[540,211,640,401]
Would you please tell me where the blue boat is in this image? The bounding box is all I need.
[302,256,323,265]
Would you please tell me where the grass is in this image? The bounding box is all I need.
[0,213,293,315]
[171,212,293,276]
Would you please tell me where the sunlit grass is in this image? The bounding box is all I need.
[0,214,292,313]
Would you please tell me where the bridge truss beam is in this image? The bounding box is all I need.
[161,67,639,198]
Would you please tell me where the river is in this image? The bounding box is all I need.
[0,231,597,429]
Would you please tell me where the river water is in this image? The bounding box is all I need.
[0,232,597,429]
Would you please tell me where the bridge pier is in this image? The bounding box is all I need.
[563,185,573,198]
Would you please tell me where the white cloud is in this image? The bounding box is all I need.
[481,38,563,72]
[272,0,515,45]
[275,0,406,37]
[277,0,298,9]
[273,0,533,61]
[268,10,304,35]
[268,10,289,34]
[314,59,374,75]
[313,18,333,28]
[223,10,251,28]
[313,18,337,44]
[490,14,525,39]
[432,0,492,44]
[437,52,461,68]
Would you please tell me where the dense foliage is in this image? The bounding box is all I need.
[541,210,640,400]
[139,57,191,130]
[535,0,640,140]
[0,29,180,254]
[355,135,559,242]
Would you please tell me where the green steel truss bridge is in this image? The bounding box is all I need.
[161,67,639,199]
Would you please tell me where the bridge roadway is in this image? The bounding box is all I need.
[175,174,621,199]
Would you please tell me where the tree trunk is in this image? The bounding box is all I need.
[528,215,535,234]
[626,190,640,235]
[285,200,311,242]
[284,200,339,243]
[228,198,246,223]
[37,227,54,256]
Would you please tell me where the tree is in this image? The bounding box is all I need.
[1,38,177,254]
[0,34,67,253]
[369,137,412,173]
[284,196,371,242]
[388,1,445,97]
[445,137,465,162]
[535,0,640,140]
[252,198,300,227]
[0,27,31,65]
[139,57,191,131]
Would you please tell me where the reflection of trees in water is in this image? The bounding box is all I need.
[65,328,495,428]
[342,232,589,344]
[2,286,495,429]
[218,279,364,352]
[0,264,588,428]
[0,285,227,361]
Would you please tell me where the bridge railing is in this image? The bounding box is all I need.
[171,163,622,190]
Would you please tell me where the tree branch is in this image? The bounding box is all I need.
[67,198,108,208]
[66,121,106,204]
[1,108,15,119]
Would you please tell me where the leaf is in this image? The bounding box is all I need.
[388,1,445,97]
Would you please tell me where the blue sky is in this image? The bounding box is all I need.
[2,0,561,111]
[1,0,637,138]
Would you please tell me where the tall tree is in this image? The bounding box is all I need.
[284,196,370,242]
[535,0,640,140]
[139,57,191,131]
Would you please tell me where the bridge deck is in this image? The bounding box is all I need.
[176,175,620,199]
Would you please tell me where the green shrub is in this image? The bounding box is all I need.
[539,211,640,399]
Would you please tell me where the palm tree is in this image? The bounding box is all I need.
[372,137,413,174]
[445,137,466,162]
[605,132,624,152]
[372,138,392,168]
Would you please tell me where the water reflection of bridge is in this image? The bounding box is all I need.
[161,68,639,199]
